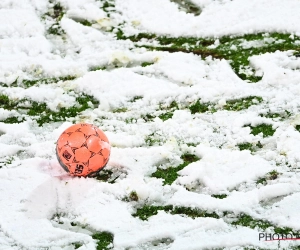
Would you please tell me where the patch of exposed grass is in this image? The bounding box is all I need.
[124,117,136,124]
[0,156,14,169]
[117,33,218,63]
[181,153,199,163]
[217,33,300,82]
[246,124,276,137]
[133,205,219,221]
[145,132,161,146]
[263,113,281,119]
[170,0,202,15]
[224,96,263,111]
[237,141,263,152]
[118,32,300,82]
[76,94,99,107]
[256,170,279,185]
[89,66,107,72]
[133,205,164,221]
[88,61,153,72]
[51,214,113,249]
[0,94,10,107]
[123,191,139,202]
[142,238,174,248]
[100,0,116,18]
[243,248,268,250]
[93,169,113,181]
[21,75,76,88]
[237,142,253,151]
[72,242,83,249]
[270,113,282,119]
[152,166,178,185]
[189,100,210,114]
[144,44,220,59]
[0,94,98,126]
[260,110,291,120]
[167,101,179,110]
[0,94,18,110]
[231,213,299,236]
[48,24,65,35]
[92,232,114,250]
[141,62,155,67]
[76,19,93,26]
[43,3,66,35]
[142,114,156,123]
[92,167,121,184]
[117,32,156,42]
[157,101,179,121]
[136,101,180,123]
[112,107,127,113]
[51,212,68,223]
[1,116,25,124]
[256,177,266,185]
[152,153,200,185]
[158,112,174,121]
[156,36,214,48]
[232,214,273,230]
[28,94,98,126]
[211,194,228,199]
[129,96,143,102]
[268,170,280,180]
[273,227,296,235]
[159,100,179,111]
[129,191,139,201]
[51,3,65,20]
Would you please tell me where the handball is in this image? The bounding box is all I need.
[56,123,110,177]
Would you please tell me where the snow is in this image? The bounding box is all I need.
[0,9,44,38]
[116,0,300,37]
[177,145,272,193]
[1,0,300,249]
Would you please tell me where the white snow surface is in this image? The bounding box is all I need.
[116,0,300,37]
[1,0,300,249]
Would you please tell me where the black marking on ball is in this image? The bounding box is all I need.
[75,164,84,174]
[62,150,72,161]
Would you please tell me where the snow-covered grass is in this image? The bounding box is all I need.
[2,0,300,249]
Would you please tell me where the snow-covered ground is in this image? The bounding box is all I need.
[1,0,300,249]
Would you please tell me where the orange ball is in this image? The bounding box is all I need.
[56,123,110,177]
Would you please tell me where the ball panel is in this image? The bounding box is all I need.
[88,154,105,172]
[103,155,109,166]
[67,132,86,148]
[78,124,98,137]
[100,141,110,151]
[57,133,69,148]
[86,135,102,153]
[101,143,111,160]
[74,147,92,163]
